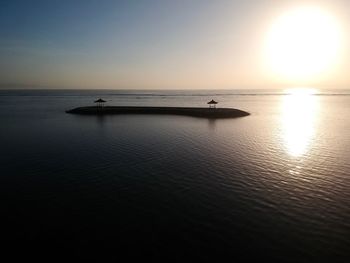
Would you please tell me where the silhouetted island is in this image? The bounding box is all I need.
[66,106,250,119]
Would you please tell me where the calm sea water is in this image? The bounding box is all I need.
[1,89,350,262]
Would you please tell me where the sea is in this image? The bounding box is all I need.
[1,89,349,262]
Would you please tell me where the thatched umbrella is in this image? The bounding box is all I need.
[207,99,218,108]
[94,98,106,107]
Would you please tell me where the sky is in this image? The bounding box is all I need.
[1,0,349,89]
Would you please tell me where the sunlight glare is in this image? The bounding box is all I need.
[265,7,341,82]
[281,88,319,157]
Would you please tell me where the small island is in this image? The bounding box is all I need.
[66,106,250,119]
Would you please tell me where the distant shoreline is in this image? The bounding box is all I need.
[66,106,250,119]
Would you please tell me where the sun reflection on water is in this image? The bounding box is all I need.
[281,88,319,157]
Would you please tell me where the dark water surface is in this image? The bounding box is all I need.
[1,89,350,262]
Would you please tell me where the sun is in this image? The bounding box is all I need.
[264,7,341,82]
